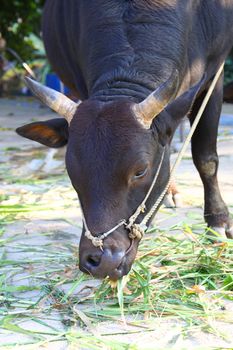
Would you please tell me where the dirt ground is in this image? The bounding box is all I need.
[0,97,233,349]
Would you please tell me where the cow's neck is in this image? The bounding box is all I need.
[89,57,184,103]
[78,3,190,102]
[89,68,166,103]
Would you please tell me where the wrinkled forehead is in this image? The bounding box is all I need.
[67,99,153,157]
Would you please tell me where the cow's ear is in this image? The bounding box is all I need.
[165,74,206,123]
[16,118,69,148]
[153,74,206,145]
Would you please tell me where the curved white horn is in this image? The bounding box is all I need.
[25,77,80,124]
[133,70,179,129]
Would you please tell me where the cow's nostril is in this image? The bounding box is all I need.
[80,248,126,279]
[86,254,101,267]
[115,256,125,273]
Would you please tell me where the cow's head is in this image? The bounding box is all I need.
[17,73,202,280]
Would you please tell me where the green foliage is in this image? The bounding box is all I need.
[0,0,45,60]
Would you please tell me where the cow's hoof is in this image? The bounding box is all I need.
[173,193,183,208]
[226,225,233,239]
[210,226,226,238]
[163,193,183,208]
[209,223,233,239]
[163,193,175,208]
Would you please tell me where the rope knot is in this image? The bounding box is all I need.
[140,204,146,213]
[129,224,145,240]
[85,230,103,249]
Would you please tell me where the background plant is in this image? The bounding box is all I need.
[0,0,45,60]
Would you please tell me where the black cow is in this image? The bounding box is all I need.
[17,0,233,280]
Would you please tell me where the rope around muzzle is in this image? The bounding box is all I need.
[82,63,224,249]
[82,149,165,249]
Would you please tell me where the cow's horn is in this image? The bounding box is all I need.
[25,77,79,124]
[133,70,179,129]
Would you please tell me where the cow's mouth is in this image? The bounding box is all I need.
[110,256,128,280]
[109,239,138,280]
[108,251,134,281]
[109,238,134,278]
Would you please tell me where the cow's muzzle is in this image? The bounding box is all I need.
[79,234,138,280]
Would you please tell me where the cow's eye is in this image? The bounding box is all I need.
[133,167,148,180]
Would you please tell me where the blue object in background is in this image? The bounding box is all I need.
[220,114,233,126]
[45,73,69,94]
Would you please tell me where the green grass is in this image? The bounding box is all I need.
[0,147,233,349]
[0,204,233,349]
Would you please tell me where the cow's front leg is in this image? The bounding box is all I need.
[189,73,232,238]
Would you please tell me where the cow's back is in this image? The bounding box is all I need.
[42,0,233,100]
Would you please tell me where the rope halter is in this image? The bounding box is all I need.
[82,148,166,250]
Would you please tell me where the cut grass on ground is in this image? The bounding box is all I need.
[0,141,233,349]
[0,201,233,349]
